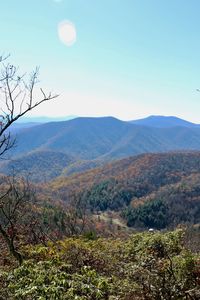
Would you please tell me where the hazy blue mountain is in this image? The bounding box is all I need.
[16,115,77,123]
[8,116,77,133]
[130,115,199,128]
[10,122,42,132]
[6,116,200,161]
[9,117,128,159]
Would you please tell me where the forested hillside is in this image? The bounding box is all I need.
[124,173,200,229]
[1,150,76,182]
[44,152,200,229]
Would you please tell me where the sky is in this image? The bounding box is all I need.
[1,0,200,122]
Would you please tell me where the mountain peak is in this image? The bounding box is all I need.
[130,115,199,128]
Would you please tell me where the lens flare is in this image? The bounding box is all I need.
[58,20,77,46]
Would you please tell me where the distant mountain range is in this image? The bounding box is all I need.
[10,115,77,132]
[9,116,200,158]
[13,114,200,128]
[129,115,199,128]
[2,115,200,181]
[15,115,77,124]
[10,115,199,132]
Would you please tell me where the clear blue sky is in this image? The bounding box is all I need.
[1,0,200,122]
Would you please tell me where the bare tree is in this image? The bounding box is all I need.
[64,193,88,236]
[0,174,35,265]
[0,54,58,157]
[41,193,89,240]
[0,54,58,264]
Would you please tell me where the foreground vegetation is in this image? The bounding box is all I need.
[0,229,199,299]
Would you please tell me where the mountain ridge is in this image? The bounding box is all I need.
[8,116,200,160]
[2,115,200,181]
[129,115,199,128]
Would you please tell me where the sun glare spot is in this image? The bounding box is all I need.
[58,20,77,46]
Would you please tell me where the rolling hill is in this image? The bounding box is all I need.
[47,151,200,195]
[42,151,200,229]
[1,150,75,182]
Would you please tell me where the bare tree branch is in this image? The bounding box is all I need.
[0,54,59,264]
[0,174,36,265]
[0,55,59,158]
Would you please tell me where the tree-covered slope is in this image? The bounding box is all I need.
[44,152,200,228]
[48,151,200,196]
[1,150,75,182]
[124,173,200,229]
